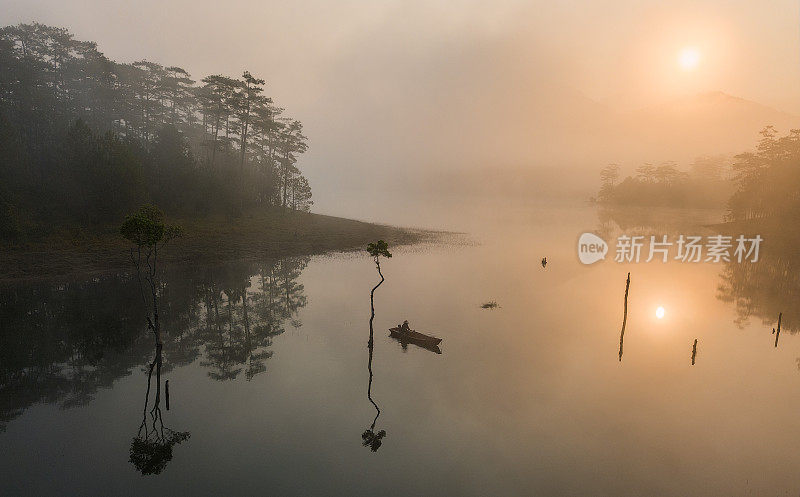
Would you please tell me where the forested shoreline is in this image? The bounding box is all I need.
[595,155,733,208]
[595,126,800,224]
[0,23,312,239]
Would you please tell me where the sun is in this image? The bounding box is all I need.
[678,47,700,70]
[655,306,665,319]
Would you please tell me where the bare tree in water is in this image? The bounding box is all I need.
[120,205,188,473]
[120,204,182,350]
[362,240,391,451]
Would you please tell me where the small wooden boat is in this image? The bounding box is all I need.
[389,326,442,348]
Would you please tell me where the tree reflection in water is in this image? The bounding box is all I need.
[129,343,190,475]
[0,256,310,432]
[362,336,386,452]
[362,241,391,452]
[595,206,800,335]
[717,235,800,333]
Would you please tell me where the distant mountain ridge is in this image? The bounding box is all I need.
[647,91,796,118]
[405,89,800,199]
[616,91,800,161]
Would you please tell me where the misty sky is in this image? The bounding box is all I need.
[3,0,799,215]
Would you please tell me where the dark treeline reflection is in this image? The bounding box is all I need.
[0,256,309,432]
[594,207,800,334]
[595,206,722,240]
[717,236,800,333]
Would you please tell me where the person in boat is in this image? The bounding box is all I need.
[400,320,411,333]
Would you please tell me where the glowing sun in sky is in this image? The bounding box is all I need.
[678,47,701,70]
[655,306,666,319]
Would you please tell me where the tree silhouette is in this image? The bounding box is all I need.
[728,127,800,221]
[362,241,391,451]
[120,204,182,348]
[0,22,314,234]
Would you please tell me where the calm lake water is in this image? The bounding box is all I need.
[2,199,799,496]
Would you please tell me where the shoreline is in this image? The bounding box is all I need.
[0,209,444,283]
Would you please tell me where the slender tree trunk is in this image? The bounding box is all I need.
[367,259,384,427]
[152,249,162,347]
[210,107,220,169]
[239,112,249,212]
[282,150,289,210]
[618,272,630,362]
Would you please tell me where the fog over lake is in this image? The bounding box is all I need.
[2,1,800,495]
[3,198,800,496]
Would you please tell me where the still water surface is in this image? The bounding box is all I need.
[2,200,799,496]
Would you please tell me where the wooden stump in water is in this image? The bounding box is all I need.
[691,339,698,365]
[618,272,630,362]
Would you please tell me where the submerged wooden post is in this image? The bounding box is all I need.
[618,272,630,362]
[165,379,170,411]
[691,339,698,365]
[774,312,782,348]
